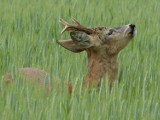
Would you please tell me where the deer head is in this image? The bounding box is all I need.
[58,19,136,88]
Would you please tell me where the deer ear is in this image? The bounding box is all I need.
[57,39,85,53]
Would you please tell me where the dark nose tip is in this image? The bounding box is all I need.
[129,24,135,30]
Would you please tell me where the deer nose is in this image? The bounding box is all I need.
[129,24,135,30]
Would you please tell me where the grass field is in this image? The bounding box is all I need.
[0,0,160,119]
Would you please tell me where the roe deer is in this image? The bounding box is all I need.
[5,18,136,94]
[58,18,136,88]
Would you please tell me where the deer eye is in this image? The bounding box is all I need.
[107,30,113,35]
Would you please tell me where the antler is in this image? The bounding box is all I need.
[60,18,95,34]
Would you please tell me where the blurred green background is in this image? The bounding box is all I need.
[0,0,159,119]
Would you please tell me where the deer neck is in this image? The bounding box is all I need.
[84,50,118,88]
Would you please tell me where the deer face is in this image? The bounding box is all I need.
[97,24,136,44]
[58,24,136,55]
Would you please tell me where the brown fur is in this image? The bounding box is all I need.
[83,34,129,88]
[84,48,118,88]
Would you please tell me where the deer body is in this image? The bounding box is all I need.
[5,68,73,95]
[6,68,47,84]
[5,19,136,94]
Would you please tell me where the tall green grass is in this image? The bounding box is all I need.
[0,0,160,119]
